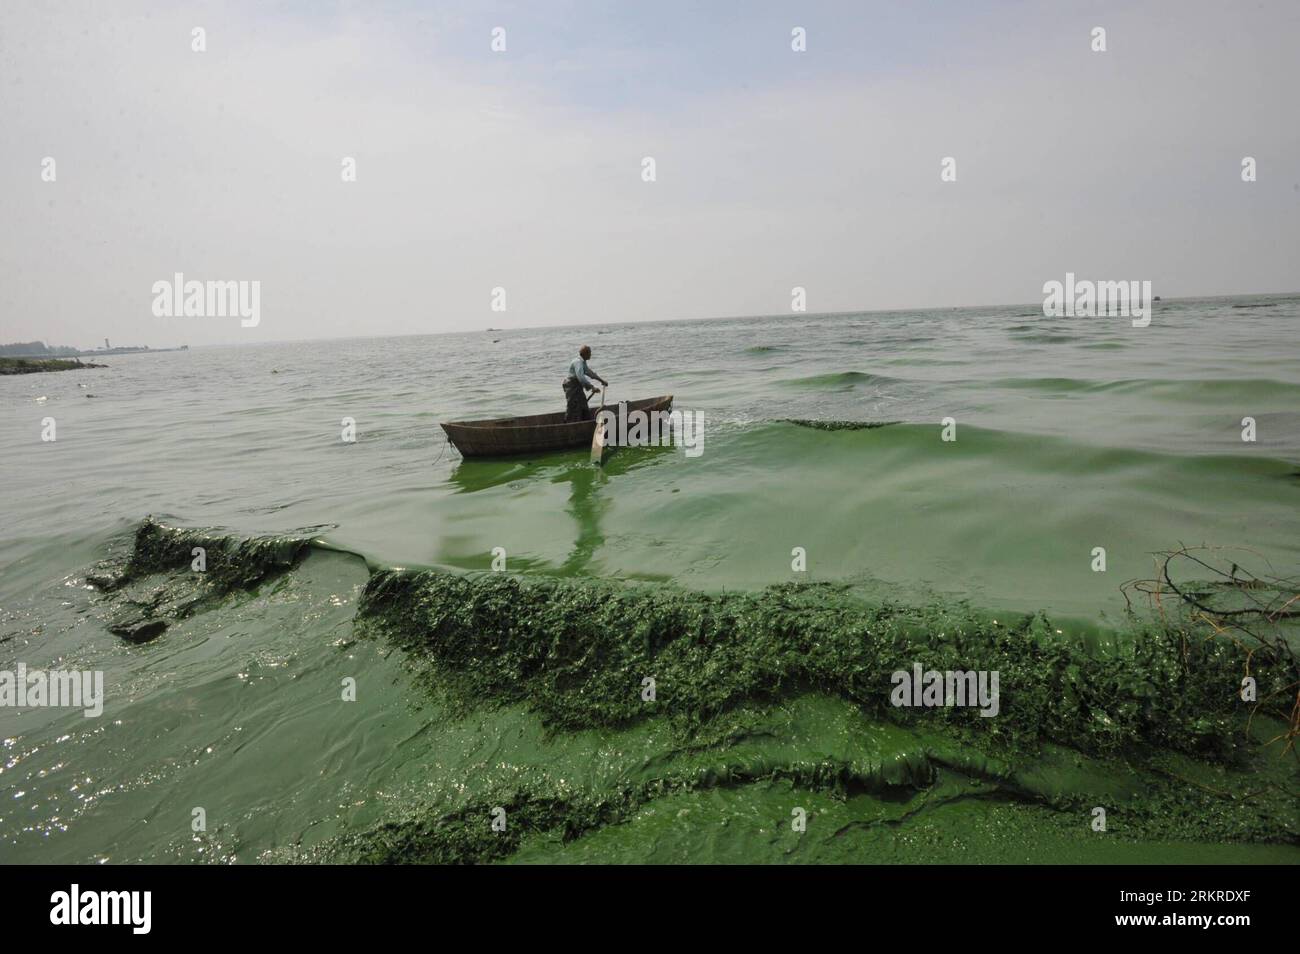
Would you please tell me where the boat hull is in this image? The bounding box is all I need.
[441,395,674,458]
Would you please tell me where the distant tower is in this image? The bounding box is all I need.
[104,337,110,350]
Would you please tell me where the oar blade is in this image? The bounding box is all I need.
[590,388,608,465]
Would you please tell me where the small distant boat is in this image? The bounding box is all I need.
[441,395,673,458]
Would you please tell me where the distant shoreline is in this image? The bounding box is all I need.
[0,357,107,375]
[0,345,188,359]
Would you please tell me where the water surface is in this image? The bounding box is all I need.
[2,296,1297,862]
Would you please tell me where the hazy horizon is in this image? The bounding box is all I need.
[8,288,1300,353]
[4,0,1298,348]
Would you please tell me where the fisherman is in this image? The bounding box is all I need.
[563,345,608,422]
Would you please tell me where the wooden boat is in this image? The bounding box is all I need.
[441,395,674,458]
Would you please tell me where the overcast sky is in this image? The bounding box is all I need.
[2,0,1297,347]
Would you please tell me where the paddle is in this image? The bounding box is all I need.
[590,386,608,465]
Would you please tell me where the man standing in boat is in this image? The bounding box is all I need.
[563,345,608,422]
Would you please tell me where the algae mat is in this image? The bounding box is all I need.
[0,520,1293,864]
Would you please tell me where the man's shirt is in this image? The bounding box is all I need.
[568,357,599,387]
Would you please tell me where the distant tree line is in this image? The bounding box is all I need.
[0,341,79,356]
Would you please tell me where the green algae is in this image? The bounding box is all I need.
[336,569,1297,863]
[114,518,313,592]
[319,695,943,864]
[90,521,1300,863]
[505,780,1300,865]
[354,570,1290,762]
[87,518,314,641]
[318,694,1297,864]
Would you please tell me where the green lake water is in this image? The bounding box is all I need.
[1,297,1297,863]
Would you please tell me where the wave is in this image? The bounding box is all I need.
[1008,333,1076,344]
[716,420,1300,489]
[780,419,900,431]
[780,370,901,389]
[983,376,1300,402]
[87,519,1288,764]
[85,519,318,641]
[442,416,1266,497]
[90,520,1291,765]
